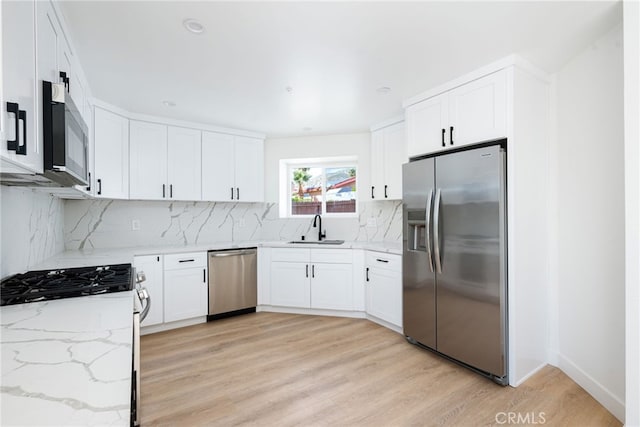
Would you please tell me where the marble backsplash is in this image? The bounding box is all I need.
[63,199,403,250]
[1,187,65,277]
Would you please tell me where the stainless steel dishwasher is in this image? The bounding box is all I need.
[207,248,257,319]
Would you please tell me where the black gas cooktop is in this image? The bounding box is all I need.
[0,263,134,306]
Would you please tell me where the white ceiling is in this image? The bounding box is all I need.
[59,1,622,138]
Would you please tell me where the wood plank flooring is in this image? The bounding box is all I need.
[140,312,620,426]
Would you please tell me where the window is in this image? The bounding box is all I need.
[280,158,357,217]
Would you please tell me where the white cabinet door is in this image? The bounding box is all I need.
[311,263,353,310]
[234,136,264,202]
[370,129,385,200]
[382,122,406,200]
[270,261,310,308]
[164,267,208,322]
[406,92,449,157]
[371,121,405,201]
[167,126,201,201]
[129,120,167,200]
[2,0,40,172]
[134,254,164,327]
[94,107,129,199]
[448,70,507,147]
[201,131,234,201]
[366,267,402,327]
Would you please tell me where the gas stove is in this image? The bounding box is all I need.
[0,263,134,306]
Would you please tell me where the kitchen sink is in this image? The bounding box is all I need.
[288,239,345,245]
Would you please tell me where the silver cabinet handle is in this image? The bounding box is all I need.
[433,188,442,274]
[426,189,434,273]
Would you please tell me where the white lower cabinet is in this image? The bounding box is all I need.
[365,252,402,328]
[270,261,311,308]
[136,251,208,330]
[133,254,163,327]
[269,248,354,311]
[164,252,208,322]
[311,263,353,310]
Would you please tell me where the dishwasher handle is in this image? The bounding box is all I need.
[208,249,257,258]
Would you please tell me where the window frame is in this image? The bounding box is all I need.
[280,157,359,219]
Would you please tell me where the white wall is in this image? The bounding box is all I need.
[0,187,65,277]
[624,1,640,425]
[552,24,625,420]
[264,132,371,202]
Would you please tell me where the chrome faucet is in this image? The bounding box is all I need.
[312,214,326,241]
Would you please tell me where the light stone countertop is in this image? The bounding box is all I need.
[0,291,134,426]
[31,240,402,271]
[1,240,401,425]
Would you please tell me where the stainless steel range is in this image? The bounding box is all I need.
[0,263,150,426]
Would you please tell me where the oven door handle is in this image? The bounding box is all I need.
[132,311,141,427]
[138,288,151,322]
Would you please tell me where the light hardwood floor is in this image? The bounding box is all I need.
[141,312,620,426]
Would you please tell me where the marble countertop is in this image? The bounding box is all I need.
[1,292,134,426]
[31,240,402,270]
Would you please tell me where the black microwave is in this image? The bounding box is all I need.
[42,80,88,186]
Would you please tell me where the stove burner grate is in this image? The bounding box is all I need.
[0,263,133,306]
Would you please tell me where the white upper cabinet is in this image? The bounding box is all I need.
[36,1,87,123]
[167,127,201,201]
[202,132,264,202]
[234,136,264,202]
[1,0,40,173]
[370,121,406,200]
[406,93,449,158]
[93,107,129,199]
[406,70,507,157]
[202,132,235,201]
[448,70,507,147]
[130,122,203,201]
[129,121,168,200]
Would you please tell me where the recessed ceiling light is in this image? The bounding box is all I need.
[376,86,392,94]
[162,100,176,107]
[183,18,205,34]
[303,127,312,132]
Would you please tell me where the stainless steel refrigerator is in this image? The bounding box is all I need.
[402,142,508,385]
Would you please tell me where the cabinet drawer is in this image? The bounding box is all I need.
[164,252,207,270]
[311,249,352,264]
[271,248,310,262]
[366,252,401,272]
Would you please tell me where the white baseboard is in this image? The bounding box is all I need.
[557,352,624,422]
[258,305,366,319]
[510,361,548,387]
[141,316,206,335]
[365,314,403,335]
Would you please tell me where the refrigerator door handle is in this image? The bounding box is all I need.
[425,189,434,272]
[433,188,443,273]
